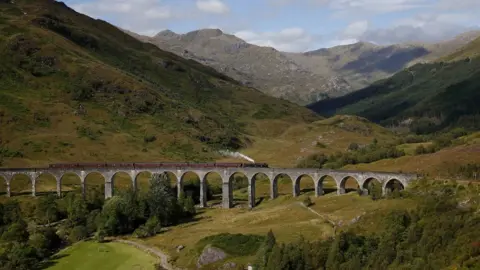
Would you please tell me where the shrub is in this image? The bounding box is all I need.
[196,233,267,256]
[144,135,157,143]
[348,142,359,151]
[303,196,313,207]
[145,216,162,236]
[95,229,106,243]
[132,226,149,239]
[68,225,88,243]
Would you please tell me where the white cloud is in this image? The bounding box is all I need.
[359,12,479,44]
[437,0,480,10]
[234,27,321,52]
[196,0,229,14]
[342,20,369,38]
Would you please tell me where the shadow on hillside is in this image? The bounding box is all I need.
[36,254,69,269]
[323,188,338,195]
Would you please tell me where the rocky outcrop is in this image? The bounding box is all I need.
[197,245,227,268]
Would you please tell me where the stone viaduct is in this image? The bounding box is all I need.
[0,166,417,209]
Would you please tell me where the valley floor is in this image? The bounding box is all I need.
[46,241,159,270]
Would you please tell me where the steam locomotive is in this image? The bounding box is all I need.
[48,162,269,169]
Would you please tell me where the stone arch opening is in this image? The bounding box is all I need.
[251,172,270,206]
[180,171,200,203]
[339,176,360,194]
[384,178,405,195]
[135,171,153,193]
[0,175,7,196]
[84,172,105,201]
[317,175,337,196]
[112,171,134,195]
[10,173,32,196]
[202,171,222,207]
[294,174,315,197]
[60,172,82,196]
[271,174,293,199]
[35,172,58,196]
[229,172,249,207]
[362,177,382,198]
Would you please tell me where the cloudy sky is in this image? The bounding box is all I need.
[64,0,480,52]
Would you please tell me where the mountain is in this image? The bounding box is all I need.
[133,28,480,105]
[145,28,353,105]
[0,0,318,167]
[307,36,480,134]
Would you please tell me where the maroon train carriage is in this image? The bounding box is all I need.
[49,163,79,169]
[48,162,270,170]
[106,162,134,168]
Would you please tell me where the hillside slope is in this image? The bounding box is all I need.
[0,0,318,167]
[307,37,480,133]
[133,28,480,105]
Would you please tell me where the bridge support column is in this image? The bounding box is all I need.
[248,178,255,209]
[177,180,184,199]
[105,181,113,199]
[81,181,86,199]
[200,180,207,208]
[6,181,11,197]
[382,187,388,196]
[222,181,232,209]
[314,181,322,197]
[132,178,137,193]
[31,179,36,197]
[293,180,300,197]
[56,178,61,197]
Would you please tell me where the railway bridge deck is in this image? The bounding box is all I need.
[0,163,417,208]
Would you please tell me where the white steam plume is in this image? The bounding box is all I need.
[219,150,255,163]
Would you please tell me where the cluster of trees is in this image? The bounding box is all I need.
[0,199,63,270]
[413,128,470,156]
[297,139,405,169]
[253,181,480,269]
[0,173,196,269]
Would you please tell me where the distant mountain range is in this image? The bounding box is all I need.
[307,36,480,134]
[125,28,480,105]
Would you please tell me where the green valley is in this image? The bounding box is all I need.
[0,0,479,270]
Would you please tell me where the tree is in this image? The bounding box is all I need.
[65,194,88,225]
[35,194,59,225]
[147,173,179,225]
[254,230,277,269]
[1,221,29,243]
[2,200,22,225]
[348,142,359,151]
[184,196,196,216]
[0,242,40,270]
[68,225,88,243]
[145,216,162,235]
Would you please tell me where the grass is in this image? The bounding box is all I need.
[344,143,480,178]
[308,48,480,132]
[134,191,415,269]
[46,241,159,270]
[0,0,317,168]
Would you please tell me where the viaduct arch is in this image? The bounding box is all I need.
[0,167,417,209]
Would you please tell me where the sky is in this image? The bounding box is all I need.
[63,0,480,52]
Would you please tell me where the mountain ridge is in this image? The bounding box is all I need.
[0,0,318,167]
[126,28,480,105]
[307,36,480,134]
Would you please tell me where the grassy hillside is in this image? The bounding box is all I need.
[47,241,159,270]
[0,0,317,167]
[307,38,480,134]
